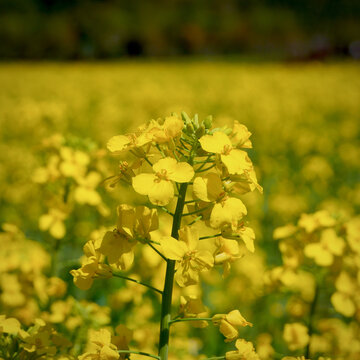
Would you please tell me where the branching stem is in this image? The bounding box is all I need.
[112,273,162,295]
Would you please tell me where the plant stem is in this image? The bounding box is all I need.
[169,317,213,325]
[199,234,222,240]
[112,273,162,295]
[118,350,160,359]
[158,182,188,360]
[204,357,225,360]
[148,242,167,261]
[305,283,319,359]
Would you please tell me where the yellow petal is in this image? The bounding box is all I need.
[132,173,156,195]
[232,121,252,148]
[70,269,93,290]
[321,228,345,256]
[225,310,252,327]
[0,317,21,335]
[39,214,52,231]
[200,132,232,154]
[50,220,66,239]
[160,236,187,260]
[195,250,214,269]
[163,115,184,139]
[331,292,355,317]
[117,204,136,238]
[240,227,255,253]
[210,198,247,229]
[219,320,238,342]
[148,179,174,206]
[179,226,199,251]
[221,149,252,175]
[107,135,131,153]
[193,173,223,202]
[169,162,194,183]
[153,157,177,173]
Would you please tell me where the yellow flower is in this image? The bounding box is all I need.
[71,240,112,290]
[39,208,67,239]
[132,157,194,205]
[304,228,345,266]
[346,217,360,254]
[159,226,214,287]
[214,238,241,277]
[231,121,253,149]
[192,173,247,229]
[283,323,309,351]
[221,225,255,253]
[179,295,209,328]
[256,333,275,360]
[331,271,356,317]
[273,224,298,240]
[32,154,61,183]
[193,172,225,203]
[225,338,260,360]
[210,197,247,230]
[107,123,154,154]
[79,329,119,360]
[102,160,140,190]
[298,210,336,233]
[199,131,253,175]
[59,146,89,178]
[99,205,158,269]
[228,168,263,194]
[148,115,184,143]
[0,315,21,335]
[212,310,252,342]
[74,171,102,206]
[112,325,133,360]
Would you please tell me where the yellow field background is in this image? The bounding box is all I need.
[0,61,360,359]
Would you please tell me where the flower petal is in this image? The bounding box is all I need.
[148,179,174,206]
[132,173,156,196]
[221,149,252,175]
[193,173,223,202]
[107,135,131,153]
[200,132,232,154]
[160,236,187,260]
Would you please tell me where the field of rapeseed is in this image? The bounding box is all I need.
[0,61,359,360]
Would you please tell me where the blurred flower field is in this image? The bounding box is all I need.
[0,61,359,360]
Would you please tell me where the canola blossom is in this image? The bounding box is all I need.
[69,112,261,360]
[1,63,359,360]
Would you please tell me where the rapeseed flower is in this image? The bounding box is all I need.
[132,157,194,205]
[159,226,214,287]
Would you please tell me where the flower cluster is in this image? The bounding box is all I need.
[264,211,360,359]
[72,113,262,359]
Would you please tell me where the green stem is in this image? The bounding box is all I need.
[199,234,222,240]
[205,357,225,360]
[160,207,174,216]
[112,273,162,295]
[196,163,216,173]
[187,215,203,226]
[184,199,202,204]
[158,182,188,360]
[169,317,213,325]
[148,242,167,261]
[118,350,160,359]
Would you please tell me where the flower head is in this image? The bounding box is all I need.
[132,157,194,205]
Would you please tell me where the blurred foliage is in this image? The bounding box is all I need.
[0,62,359,359]
[0,0,360,59]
